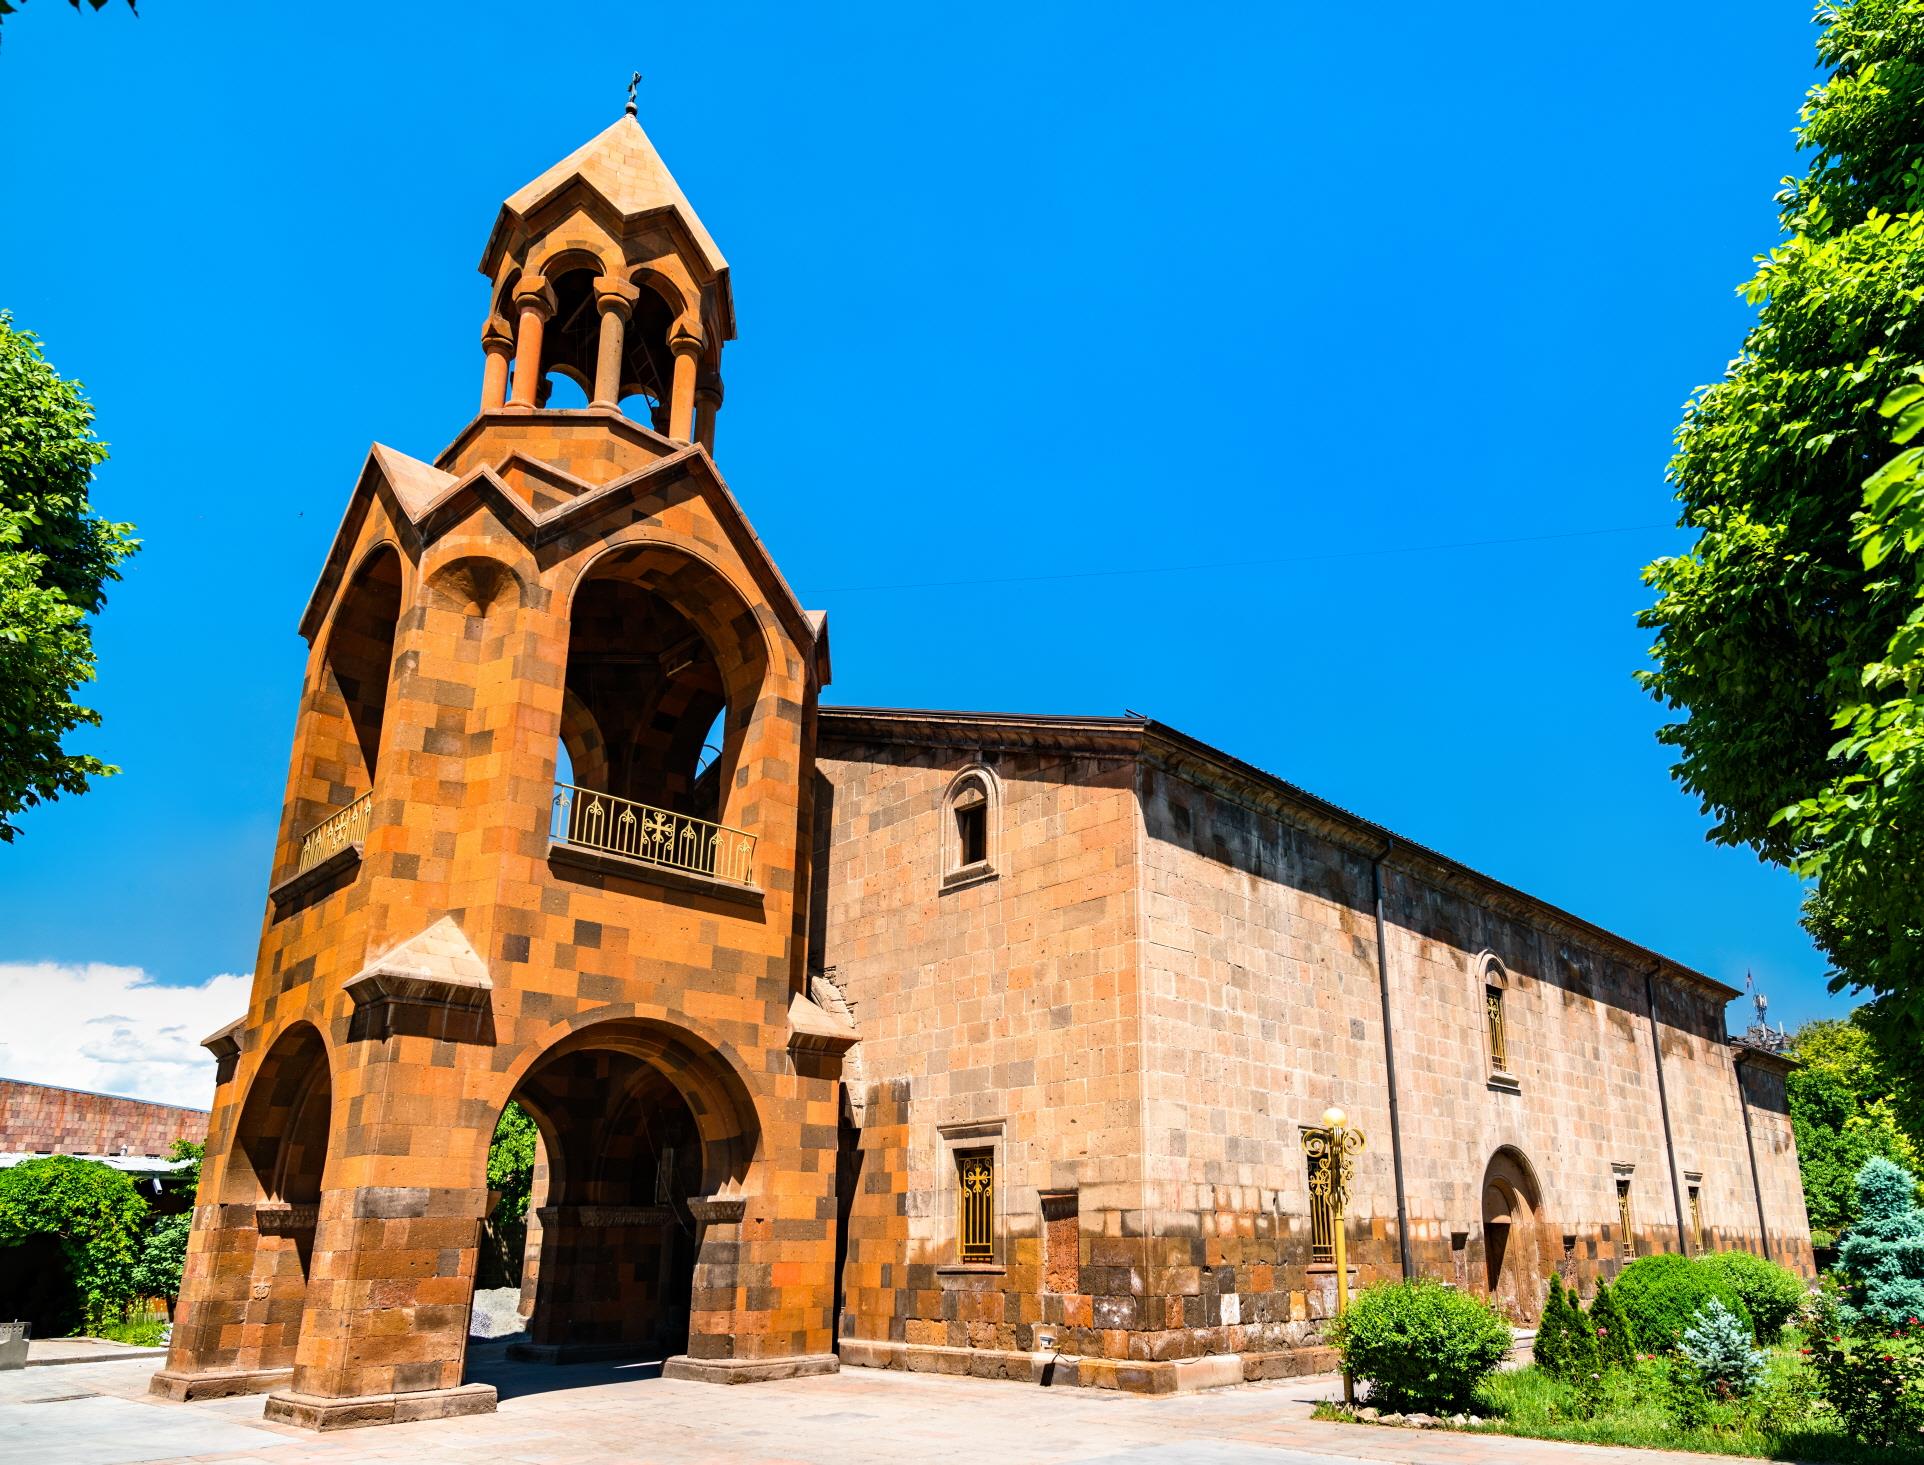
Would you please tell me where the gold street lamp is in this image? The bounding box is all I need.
[1303,1105,1366,1401]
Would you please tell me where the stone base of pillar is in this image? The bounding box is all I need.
[148,1367,293,1401]
[261,1382,497,1431]
[661,1352,839,1385]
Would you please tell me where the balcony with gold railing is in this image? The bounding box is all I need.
[269,791,375,914]
[549,782,757,893]
[298,791,374,874]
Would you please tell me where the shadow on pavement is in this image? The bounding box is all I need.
[464,1340,669,1402]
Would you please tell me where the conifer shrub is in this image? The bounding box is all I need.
[1588,1281,1638,1370]
[1532,1275,1577,1376]
[1837,1157,1924,1331]
[1329,1278,1513,1413]
[1696,1250,1806,1341]
[1612,1254,1752,1353]
[1677,1298,1767,1399]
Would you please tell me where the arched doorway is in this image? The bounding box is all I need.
[495,1021,757,1365]
[1480,1146,1546,1323]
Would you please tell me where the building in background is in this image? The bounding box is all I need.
[0,1077,205,1183]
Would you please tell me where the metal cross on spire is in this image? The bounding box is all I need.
[626,71,642,117]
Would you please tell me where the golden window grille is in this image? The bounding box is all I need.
[958,1152,994,1262]
[1307,1151,1336,1264]
[1486,985,1508,1073]
[1688,1186,1704,1252]
[1617,1181,1636,1260]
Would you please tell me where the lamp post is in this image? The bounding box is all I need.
[1304,1104,1366,1401]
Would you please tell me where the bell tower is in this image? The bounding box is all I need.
[152,103,853,1430]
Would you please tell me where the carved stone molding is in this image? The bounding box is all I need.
[686,1195,747,1226]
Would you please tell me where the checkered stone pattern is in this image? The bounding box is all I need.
[160,405,841,1413]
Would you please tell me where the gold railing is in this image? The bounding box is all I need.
[1307,1154,1336,1263]
[296,792,373,874]
[1486,986,1508,1073]
[550,783,756,887]
[958,1152,994,1262]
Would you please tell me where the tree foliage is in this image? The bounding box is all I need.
[0,311,136,842]
[1589,1281,1640,1370]
[0,1156,147,1326]
[1837,1156,1924,1328]
[1639,0,1924,1052]
[1788,1013,1921,1236]
[130,1211,189,1305]
[1677,1299,1768,1399]
[0,1,138,42]
[487,1100,537,1221]
[1534,1276,1600,1380]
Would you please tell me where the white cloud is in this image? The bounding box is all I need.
[0,963,252,1111]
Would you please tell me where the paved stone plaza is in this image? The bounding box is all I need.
[4,1352,1743,1465]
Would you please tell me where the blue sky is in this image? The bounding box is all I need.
[0,2,1846,1049]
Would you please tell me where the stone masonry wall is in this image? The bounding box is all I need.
[815,742,1146,1364]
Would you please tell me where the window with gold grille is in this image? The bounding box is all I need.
[1307,1150,1336,1264]
[1617,1178,1636,1260]
[1486,985,1509,1073]
[957,1150,994,1262]
[1688,1184,1704,1253]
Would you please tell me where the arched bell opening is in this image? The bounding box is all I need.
[1480,1145,1546,1324]
[316,546,403,793]
[534,267,601,404]
[550,545,767,887]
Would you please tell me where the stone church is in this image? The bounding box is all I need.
[151,106,1812,1429]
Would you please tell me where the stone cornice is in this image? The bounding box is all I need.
[817,707,1742,1007]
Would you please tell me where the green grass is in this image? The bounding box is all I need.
[1313,1352,1917,1465]
[89,1315,167,1347]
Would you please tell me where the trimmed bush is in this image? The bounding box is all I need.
[1330,1277,1512,1412]
[1612,1254,1752,1354]
[1589,1281,1638,1370]
[1696,1250,1805,1340]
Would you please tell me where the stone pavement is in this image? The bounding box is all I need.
[0,1347,1731,1465]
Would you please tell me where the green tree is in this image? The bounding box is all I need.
[1638,0,1924,1050]
[1589,1281,1639,1370]
[0,1155,148,1329]
[1789,1013,1921,1236]
[0,311,137,842]
[487,1101,537,1221]
[1837,1157,1924,1328]
[130,1212,190,1305]
[0,1,138,43]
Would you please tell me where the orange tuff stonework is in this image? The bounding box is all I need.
[154,113,1813,1429]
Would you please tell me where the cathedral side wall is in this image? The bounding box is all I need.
[815,743,1144,1361]
[1133,759,1810,1362]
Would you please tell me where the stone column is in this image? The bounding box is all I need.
[590,277,640,409]
[662,1193,839,1383]
[694,373,723,455]
[667,326,702,442]
[507,276,556,410]
[478,319,514,411]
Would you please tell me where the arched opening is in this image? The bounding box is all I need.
[481,1021,758,1366]
[314,546,403,795]
[535,266,601,404]
[617,281,676,432]
[1480,1145,1546,1323]
[551,546,767,885]
[219,1022,333,1366]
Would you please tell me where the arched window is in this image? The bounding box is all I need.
[1477,953,1518,1088]
[289,545,401,877]
[940,766,998,890]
